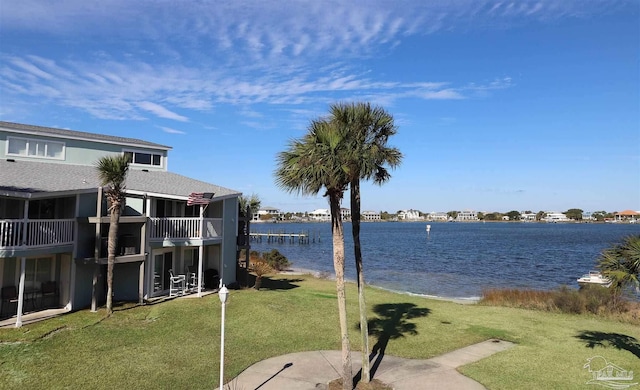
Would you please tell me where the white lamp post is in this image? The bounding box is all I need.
[218,284,229,390]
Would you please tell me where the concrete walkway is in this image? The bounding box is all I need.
[223,339,514,390]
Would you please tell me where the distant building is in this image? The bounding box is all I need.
[543,212,570,223]
[521,213,537,221]
[398,209,421,221]
[615,210,639,222]
[308,209,330,221]
[456,211,478,221]
[305,208,350,221]
[253,206,283,222]
[582,211,594,221]
[426,212,448,221]
[361,210,381,221]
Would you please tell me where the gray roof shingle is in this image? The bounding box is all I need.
[0,159,240,199]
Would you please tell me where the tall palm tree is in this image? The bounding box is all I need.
[329,102,402,383]
[275,119,353,390]
[96,154,130,315]
[598,235,640,300]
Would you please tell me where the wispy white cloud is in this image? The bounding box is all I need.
[0,53,512,121]
[1,1,610,123]
[137,101,188,122]
[1,1,621,63]
[9,57,53,80]
[159,126,186,134]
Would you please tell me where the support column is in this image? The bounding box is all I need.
[92,187,103,312]
[197,204,204,297]
[138,262,144,304]
[15,200,29,327]
[15,257,26,327]
[143,195,152,301]
[91,266,99,312]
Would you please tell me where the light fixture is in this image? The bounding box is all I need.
[218,284,228,304]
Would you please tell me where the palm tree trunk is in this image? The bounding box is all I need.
[351,179,370,383]
[329,191,352,390]
[106,204,120,315]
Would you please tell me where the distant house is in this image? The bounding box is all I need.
[308,209,331,221]
[361,211,381,221]
[521,213,537,222]
[582,211,594,221]
[305,208,350,221]
[0,121,241,327]
[615,210,639,222]
[252,206,283,222]
[398,209,421,221]
[426,212,448,221]
[456,211,478,221]
[543,212,570,223]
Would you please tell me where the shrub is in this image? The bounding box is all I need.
[481,288,555,311]
[552,286,586,314]
[481,285,638,322]
[262,249,291,271]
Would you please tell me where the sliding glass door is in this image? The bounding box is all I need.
[152,251,173,293]
[25,257,54,291]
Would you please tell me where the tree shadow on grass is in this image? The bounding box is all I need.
[354,303,431,384]
[247,274,304,291]
[575,330,640,359]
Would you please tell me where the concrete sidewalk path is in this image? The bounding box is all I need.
[223,339,514,390]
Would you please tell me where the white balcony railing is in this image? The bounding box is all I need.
[0,219,75,249]
[149,217,222,240]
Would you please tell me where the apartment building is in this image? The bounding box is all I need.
[0,121,241,326]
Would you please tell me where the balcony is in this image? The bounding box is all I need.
[149,217,222,240]
[0,219,75,249]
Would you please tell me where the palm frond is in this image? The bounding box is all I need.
[597,235,640,293]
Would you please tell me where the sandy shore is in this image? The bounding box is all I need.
[279,267,480,305]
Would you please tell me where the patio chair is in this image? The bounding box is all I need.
[168,269,186,297]
[186,266,201,292]
[41,281,59,309]
[1,286,19,317]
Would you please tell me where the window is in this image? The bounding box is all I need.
[7,137,65,160]
[123,150,163,167]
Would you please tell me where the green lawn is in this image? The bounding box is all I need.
[1,274,638,389]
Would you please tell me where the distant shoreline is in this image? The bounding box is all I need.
[279,267,480,305]
[253,219,632,224]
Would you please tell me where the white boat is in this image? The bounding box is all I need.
[577,271,612,287]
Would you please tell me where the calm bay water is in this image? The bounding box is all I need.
[250,222,640,299]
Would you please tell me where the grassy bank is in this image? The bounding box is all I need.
[1,274,638,389]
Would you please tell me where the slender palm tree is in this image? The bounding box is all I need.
[239,193,261,218]
[598,235,640,300]
[329,102,402,383]
[96,154,130,315]
[275,119,353,390]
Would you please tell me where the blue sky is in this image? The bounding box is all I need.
[1,1,638,213]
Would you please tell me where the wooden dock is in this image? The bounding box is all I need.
[249,230,319,244]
